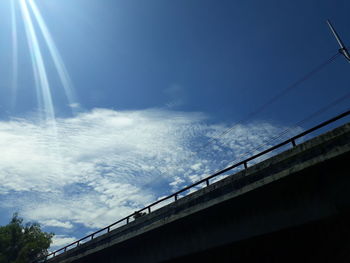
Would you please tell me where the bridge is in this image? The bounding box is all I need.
[44,111,350,263]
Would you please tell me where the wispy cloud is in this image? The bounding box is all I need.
[42,219,74,229]
[0,108,301,248]
[163,84,187,109]
[51,235,77,248]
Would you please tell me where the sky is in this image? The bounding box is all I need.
[0,0,349,251]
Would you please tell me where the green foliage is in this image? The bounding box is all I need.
[0,213,54,263]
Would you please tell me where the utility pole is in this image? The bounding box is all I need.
[327,19,350,62]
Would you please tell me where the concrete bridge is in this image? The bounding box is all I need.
[47,120,350,263]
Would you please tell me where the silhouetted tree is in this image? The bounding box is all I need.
[0,213,53,263]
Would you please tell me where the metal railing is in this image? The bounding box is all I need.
[41,109,350,261]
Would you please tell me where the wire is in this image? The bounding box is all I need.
[60,95,350,260]
[66,92,350,252]
[51,52,344,256]
[224,91,350,166]
[200,52,341,151]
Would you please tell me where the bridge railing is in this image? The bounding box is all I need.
[41,109,350,261]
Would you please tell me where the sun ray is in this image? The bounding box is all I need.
[28,0,79,114]
[20,0,43,117]
[19,0,55,122]
[10,0,19,110]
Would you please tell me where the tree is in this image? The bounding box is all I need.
[0,213,54,263]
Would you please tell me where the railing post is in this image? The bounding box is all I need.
[91,234,94,240]
[244,161,248,169]
[174,194,178,201]
[148,207,151,213]
[291,139,297,147]
[126,217,129,224]
[77,241,80,247]
[206,179,210,186]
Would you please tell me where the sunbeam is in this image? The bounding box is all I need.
[28,0,79,114]
[19,0,55,121]
[10,0,18,110]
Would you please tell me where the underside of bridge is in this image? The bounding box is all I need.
[66,152,350,263]
[166,211,350,263]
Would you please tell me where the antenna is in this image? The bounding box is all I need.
[326,19,350,62]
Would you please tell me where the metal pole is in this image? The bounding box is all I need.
[327,19,350,62]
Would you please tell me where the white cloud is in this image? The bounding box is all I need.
[163,84,187,109]
[68,103,80,109]
[0,108,302,249]
[190,163,202,171]
[42,219,74,229]
[51,235,77,249]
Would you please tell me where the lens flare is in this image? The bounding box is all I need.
[10,0,18,109]
[28,0,79,113]
[19,0,55,121]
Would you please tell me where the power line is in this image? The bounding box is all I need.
[51,52,344,254]
[222,91,350,166]
[200,52,341,151]
[67,92,350,247]
[54,101,350,260]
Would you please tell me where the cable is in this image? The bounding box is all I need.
[48,52,344,257]
[60,92,350,257]
[212,91,350,172]
[200,52,341,150]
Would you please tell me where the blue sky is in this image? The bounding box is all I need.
[0,0,349,250]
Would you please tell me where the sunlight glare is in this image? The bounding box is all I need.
[28,0,79,113]
[19,0,55,121]
[10,0,18,109]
